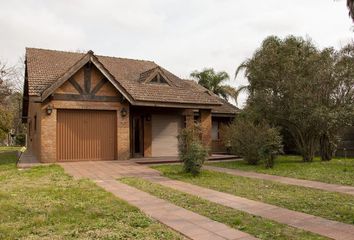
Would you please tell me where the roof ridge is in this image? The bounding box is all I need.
[25,47,155,64]
[96,53,155,64]
[25,47,85,55]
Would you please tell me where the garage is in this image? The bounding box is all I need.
[151,114,182,157]
[57,109,116,161]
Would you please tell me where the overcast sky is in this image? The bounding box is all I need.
[0,0,352,106]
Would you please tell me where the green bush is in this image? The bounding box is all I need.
[223,118,283,168]
[178,125,208,176]
[15,134,26,146]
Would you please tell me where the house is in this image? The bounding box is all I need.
[21,48,238,162]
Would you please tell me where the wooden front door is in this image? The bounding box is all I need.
[57,109,116,161]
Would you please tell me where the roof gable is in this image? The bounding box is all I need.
[39,50,133,103]
[53,63,121,102]
[139,67,173,86]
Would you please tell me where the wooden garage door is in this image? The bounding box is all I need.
[151,114,182,157]
[57,109,116,161]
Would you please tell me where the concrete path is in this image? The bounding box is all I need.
[59,161,354,240]
[60,161,257,240]
[205,165,354,196]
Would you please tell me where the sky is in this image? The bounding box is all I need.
[0,0,353,106]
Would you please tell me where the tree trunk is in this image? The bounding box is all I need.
[319,133,333,161]
[291,130,315,162]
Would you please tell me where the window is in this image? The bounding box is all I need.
[212,121,219,140]
[150,76,158,83]
[149,74,168,84]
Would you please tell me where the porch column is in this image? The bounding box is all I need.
[200,109,212,154]
[183,109,195,129]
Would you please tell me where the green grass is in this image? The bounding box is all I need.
[121,177,327,240]
[0,146,21,153]
[0,148,182,240]
[153,164,354,225]
[209,155,354,186]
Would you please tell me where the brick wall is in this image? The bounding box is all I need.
[40,104,56,162]
[117,101,130,160]
[200,109,212,153]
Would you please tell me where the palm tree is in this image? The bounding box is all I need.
[190,68,244,105]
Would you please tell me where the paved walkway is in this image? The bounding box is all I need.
[59,161,354,240]
[60,161,257,240]
[205,166,354,196]
[145,175,354,240]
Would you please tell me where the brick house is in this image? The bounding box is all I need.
[22,48,238,163]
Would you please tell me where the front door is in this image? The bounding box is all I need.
[132,116,144,157]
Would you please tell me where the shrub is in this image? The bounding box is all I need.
[178,125,208,176]
[223,118,283,168]
[15,134,26,146]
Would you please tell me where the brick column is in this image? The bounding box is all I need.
[183,109,195,129]
[40,104,57,163]
[200,109,212,154]
[117,102,130,160]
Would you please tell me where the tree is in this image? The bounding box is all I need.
[0,59,24,143]
[236,36,354,162]
[318,44,354,160]
[348,0,354,21]
[0,62,15,140]
[190,68,242,104]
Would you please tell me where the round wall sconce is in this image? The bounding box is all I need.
[120,108,127,117]
[145,114,151,121]
[46,105,53,115]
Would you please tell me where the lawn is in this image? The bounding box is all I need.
[209,155,354,186]
[0,148,182,240]
[153,164,354,225]
[121,177,327,240]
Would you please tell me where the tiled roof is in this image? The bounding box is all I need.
[25,48,236,113]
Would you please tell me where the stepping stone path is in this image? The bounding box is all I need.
[205,165,354,196]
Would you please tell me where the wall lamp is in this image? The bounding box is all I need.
[120,108,127,117]
[46,105,53,115]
